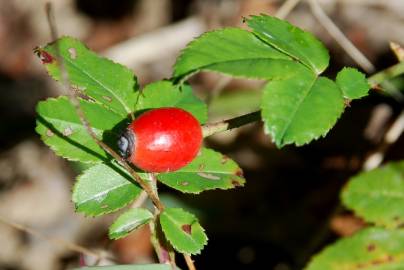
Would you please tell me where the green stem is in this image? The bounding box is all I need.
[202,111,261,137]
[367,61,404,87]
[202,62,404,138]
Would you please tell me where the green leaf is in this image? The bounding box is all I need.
[36,37,138,117]
[72,163,143,216]
[157,148,245,194]
[262,71,345,147]
[137,80,207,123]
[160,208,207,255]
[342,161,404,229]
[76,264,179,270]
[173,28,291,79]
[305,227,404,270]
[109,208,153,239]
[36,96,124,163]
[247,15,329,74]
[336,67,370,99]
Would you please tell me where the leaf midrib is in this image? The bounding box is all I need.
[43,115,105,135]
[63,55,132,115]
[277,75,317,145]
[77,181,130,205]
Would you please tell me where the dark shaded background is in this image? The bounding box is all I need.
[0,0,403,269]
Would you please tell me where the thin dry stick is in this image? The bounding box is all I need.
[0,215,112,262]
[276,0,302,19]
[308,0,375,73]
[44,3,164,211]
[184,254,196,270]
[202,111,261,137]
[390,42,404,62]
[206,0,302,104]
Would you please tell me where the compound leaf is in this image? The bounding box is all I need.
[36,96,124,163]
[157,148,245,194]
[342,161,404,229]
[36,36,138,117]
[160,208,207,255]
[73,163,143,216]
[109,208,153,239]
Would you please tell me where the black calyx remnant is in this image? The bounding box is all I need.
[117,129,135,159]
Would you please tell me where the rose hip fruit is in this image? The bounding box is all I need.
[118,107,202,172]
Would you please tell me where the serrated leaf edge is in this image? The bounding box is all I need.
[262,78,345,148]
[247,14,330,75]
[157,174,245,194]
[72,164,141,217]
[108,208,154,239]
[38,36,139,116]
[173,27,291,80]
[340,162,404,229]
[35,96,119,163]
[160,208,208,255]
[336,67,370,100]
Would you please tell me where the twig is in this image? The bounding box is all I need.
[367,61,404,88]
[0,215,112,262]
[184,254,196,270]
[202,111,261,137]
[275,0,302,19]
[201,61,404,137]
[390,42,404,62]
[45,3,164,212]
[308,0,375,73]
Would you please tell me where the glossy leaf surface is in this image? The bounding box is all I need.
[73,163,143,216]
[109,208,153,239]
[157,148,245,193]
[36,96,124,163]
[37,37,138,116]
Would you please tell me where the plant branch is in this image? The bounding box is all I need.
[202,61,404,137]
[276,0,302,19]
[202,111,261,137]
[45,2,164,212]
[367,61,404,88]
[184,254,196,270]
[307,0,375,73]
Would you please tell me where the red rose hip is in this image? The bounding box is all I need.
[118,107,202,172]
